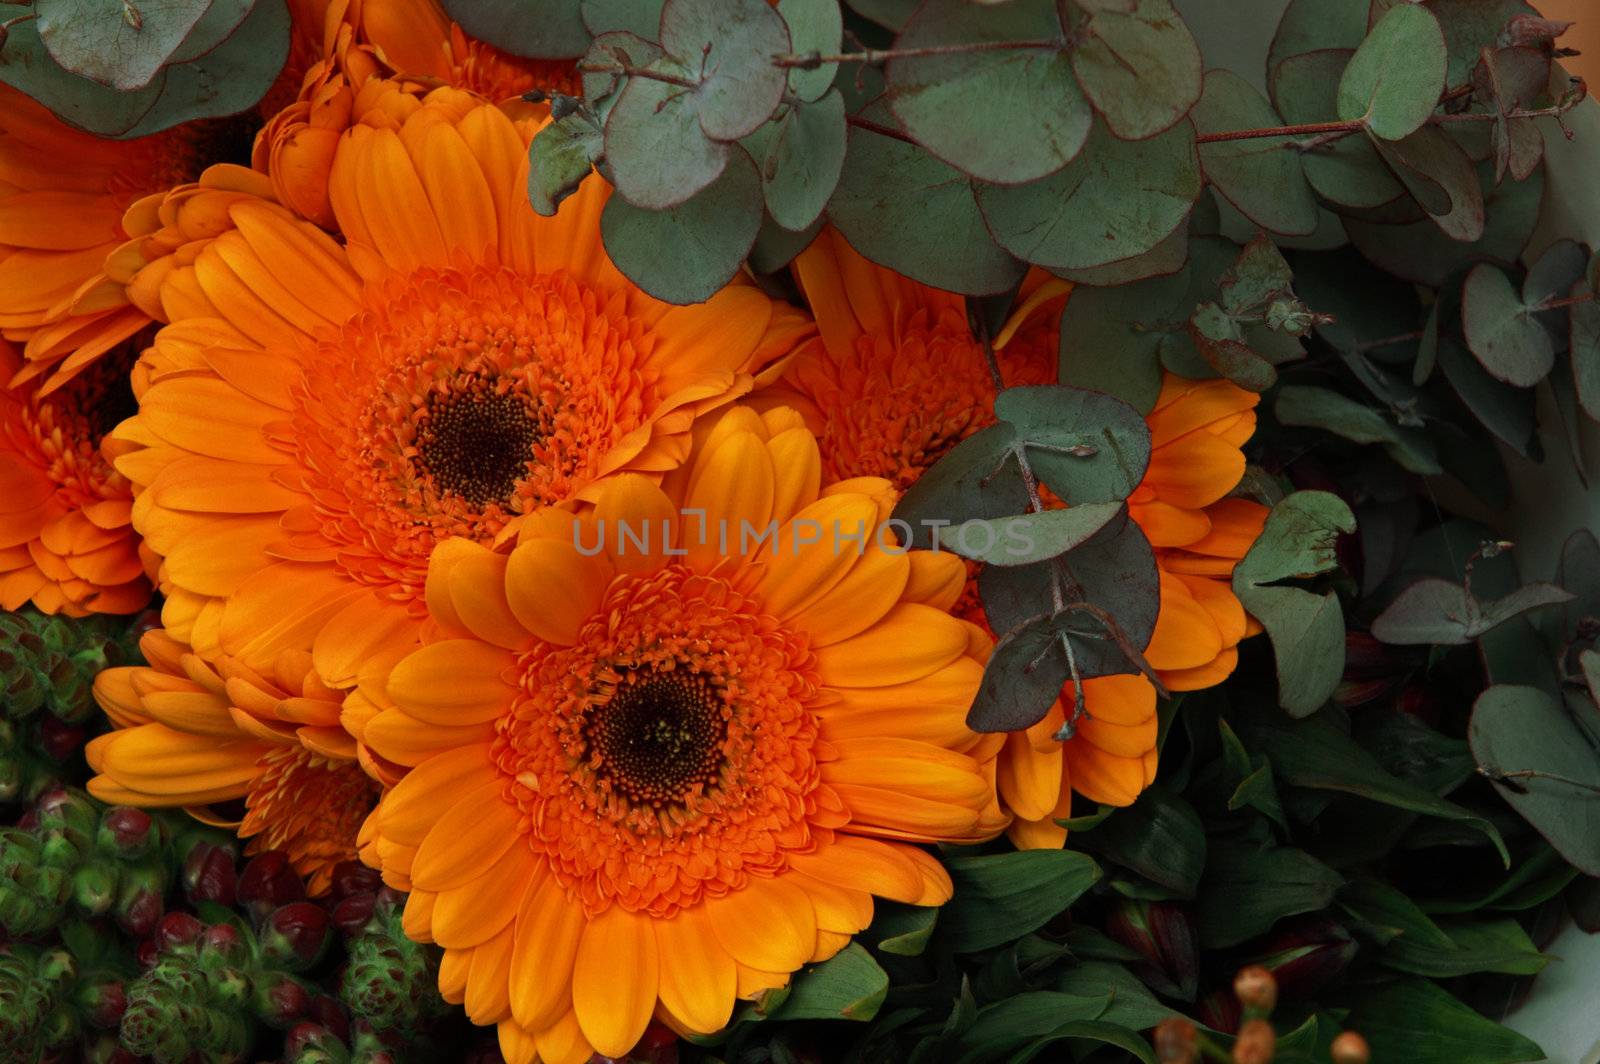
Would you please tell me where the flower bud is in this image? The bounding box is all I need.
[0,758,21,804]
[199,923,245,963]
[71,862,118,917]
[329,861,382,902]
[1245,916,1357,1001]
[238,851,306,919]
[1232,966,1277,1015]
[183,842,237,907]
[1153,1019,1197,1064]
[37,718,85,762]
[262,902,333,971]
[285,1022,351,1064]
[97,808,153,858]
[155,910,203,951]
[83,1032,140,1064]
[332,893,377,938]
[116,877,164,939]
[1197,984,1242,1035]
[1232,1018,1275,1064]
[1330,1032,1370,1064]
[1104,900,1198,1001]
[75,976,127,1029]
[257,973,314,1028]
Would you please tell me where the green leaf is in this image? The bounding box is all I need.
[442,0,590,58]
[977,120,1201,272]
[1234,707,1510,863]
[1340,879,1546,977]
[936,504,1124,567]
[599,147,762,304]
[1370,578,1572,644]
[943,851,1102,952]
[1275,385,1441,475]
[1068,0,1201,141]
[1231,491,1356,716]
[871,904,937,957]
[162,0,254,63]
[994,385,1152,504]
[527,116,603,216]
[776,0,841,101]
[1266,0,1369,78]
[1372,126,1486,242]
[604,57,730,209]
[1192,70,1318,236]
[659,0,790,140]
[747,211,822,274]
[1431,0,1541,86]
[581,0,663,39]
[1196,840,1343,948]
[1057,277,1189,413]
[892,425,1028,547]
[1055,960,1181,1029]
[1470,685,1600,876]
[1272,49,1406,211]
[1462,263,1555,387]
[968,613,1073,732]
[1346,978,1544,1064]
[1437,338,1540,459]
[1570,293,1600,423]
[829,111,1025,296]
[1188,302,1277,391]
[1077,786,1206,898]
[764,943,889,1021]
[755,89,846,231]
[1336,4,1447,140]
[36,0,210,91]
[887,0,1086,185]
[951,991,1113,1064]
[1008,1021,1158,1064]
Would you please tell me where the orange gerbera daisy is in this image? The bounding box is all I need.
[777,229,1268,848]
[355,406,1004,1062]
[112,91,814,697]
[0,338,152,616]
[87,628,380,894]
[0,0,330,395]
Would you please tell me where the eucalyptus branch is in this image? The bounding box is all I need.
[845,114,919,146]
[773,39,1063,69]
[1350,328,1427,353]
[1480,766,1600,795]
[1195,88,1585,145]
[576,60,699,90]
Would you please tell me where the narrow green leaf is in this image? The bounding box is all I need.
[1336,4,1447,140]
[763,943,889,1021]
[1076,786,1206,898]
[943,851,1102,952]
[1275,385,1441,475]
[1347,978,1544,1064]
[1196,840,1343,948]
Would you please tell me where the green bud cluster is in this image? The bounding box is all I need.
[340,892,448,1038]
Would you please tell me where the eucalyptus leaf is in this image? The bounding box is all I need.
[527,117,603,216]
[1266,0,1369,79]
[1057,273,1194,412]
[977,120,1201,272]
[604,57,730,209]
[1470,685,1600,875]
[659,0,790,140]
[1436,338,1540,459]
[887,0,1086,185]
[1336,4,1448,141]
[775,0,840,101]
[829,110,1025,296]
[1272,50,1406,211]
[1232,491,1356,716]
[581,0,664,39]
[441,0,590,58]
[599,147,762,304]
[1275,385,1441,475]
[1068,0,1201,141]
[757,89,847,231]
[1192,71,1318,236]
[36,0,210,91]
[935,505,1124,567]
[1461,262,1554,387]
[1569,296,1600,423]
[994,385,1152,503]
[1372,125,1486,242]
[1371,577,1573,645]
[892,425,1028,548]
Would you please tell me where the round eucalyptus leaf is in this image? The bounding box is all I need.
[603,57,729,210]
[1426,0,1539,86]
[0,18,165,135]
[1266,0,1369,80]
[1069,0,1202,141]
[976,120,1201,272]
[748,212,823,274]
[1436,338,1540,460]
[527,117,603,216]
[164,0,254,63]
[118,0,289,138]
[776,0,841,102]
[1461,262,1554,387]
[659,0,791,141]
[828,112,1025,296]
[1051,219,1190,287]
[1372,126,1485,242]
[581,31,664,105]
[1336,4,1448,141]
[441,0,591,58]
[994,385,1152,504]
[1192,69,1318,237]
[758,89,847,232]
[1058,274,1193,413]
[36,0,209,91]
[886,0,1086,185]
[581,0,664,40]
[1273,50,1406,211]
[845,0,914,32]
[600,146,763,305]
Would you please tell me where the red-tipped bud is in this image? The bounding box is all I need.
[76,976,126,1029]
[332,893,377,938]
[284,1022,345,1061]
[37,718,86,762]
[262,902,332,971]
[1246,916,1358,1001]
[308,994,351,1043]
[135,939,160,970]
[329,861,382,901]
[256,974,313,1028]
[1232,1018,1276,1064]
[184,843,238,906]
[1105,900,1199,1001]
[117,884,163,938]
[98,808,153,857]
[200,923,245,962]
[1233,966,1277,1015]
[155,910,203,951]
[1330,1032,1370,1064]
[1153,1018,1198,1064]
[238,851,306,918]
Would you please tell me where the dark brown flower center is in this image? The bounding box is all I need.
[586,669,727,808]
[414,383,545,508]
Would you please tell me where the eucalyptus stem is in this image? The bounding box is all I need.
[774,39,1063,68]
[1481,767,1600,795]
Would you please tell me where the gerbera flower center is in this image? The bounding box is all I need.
[493,565,824,917]
[8,337,142,505]
[414,382,549,509]
[586,669,728,808]
[285,265,658,605]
